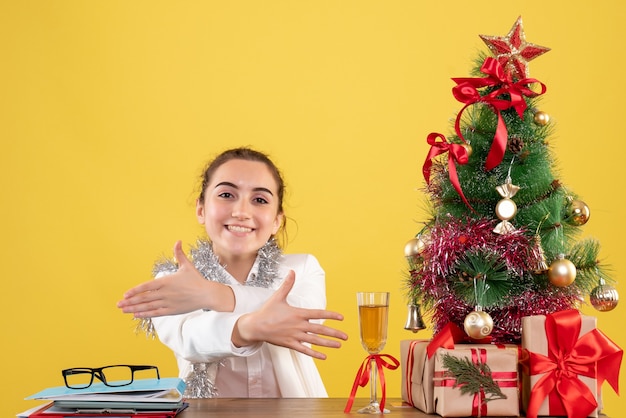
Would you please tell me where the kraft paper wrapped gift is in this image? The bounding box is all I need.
[400,340,435,413]
[521,309,622,418]
[433,346,519,417]
[401,338,520,415]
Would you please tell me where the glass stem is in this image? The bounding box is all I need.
[369,357,378,404]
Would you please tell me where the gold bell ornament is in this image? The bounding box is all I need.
[532,234,549,274]
[404,298,426,333]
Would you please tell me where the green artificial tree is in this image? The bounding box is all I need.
[404,17,618,344]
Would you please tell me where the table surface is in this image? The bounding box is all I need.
[177,398,610,417]
[177,397,507,417]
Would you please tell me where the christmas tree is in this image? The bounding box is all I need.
[404,17,619,344]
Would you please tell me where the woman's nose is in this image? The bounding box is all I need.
[231,200,251,219]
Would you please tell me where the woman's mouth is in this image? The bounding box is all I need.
[227,225,253,233]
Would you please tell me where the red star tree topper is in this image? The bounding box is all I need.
[479,16,550,80]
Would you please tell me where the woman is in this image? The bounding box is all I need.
[117,147,347,398]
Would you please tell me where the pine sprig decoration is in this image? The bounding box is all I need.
[567,238,613,294]
[441,353,507,403]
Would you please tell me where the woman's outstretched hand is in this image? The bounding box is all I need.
[232,270,349,360]
[116,240,234,318]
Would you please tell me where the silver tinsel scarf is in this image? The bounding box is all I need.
[134,238,282,398]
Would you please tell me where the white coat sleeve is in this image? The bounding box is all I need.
[282,254,327,313]
[152,310,255,363]
[230,254,326,313]
[152,253,326,363]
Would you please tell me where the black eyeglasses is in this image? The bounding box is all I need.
[62,365,160,389]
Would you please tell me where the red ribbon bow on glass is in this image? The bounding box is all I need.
[525,309,623,418]
[451,56,546,171]
[344,354,400,413]
[422,132,473,211]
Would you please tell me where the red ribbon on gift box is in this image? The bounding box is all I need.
[434,348,518,417]
[404,340,420,406]
[426,322,492,359]
[451,56,546,171]
[525,309,623,418]
[344,353,400,413]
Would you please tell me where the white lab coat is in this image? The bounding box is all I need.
[152,253,328,397]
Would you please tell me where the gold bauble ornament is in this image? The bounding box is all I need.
[463,308,494,339]
[565,199,590,226]
[590,278,619,312]
[404,236,427,257]
[461,143,473,158]
[533,110,550,126]
[548,255,577,287]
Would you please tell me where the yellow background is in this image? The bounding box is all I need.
[2,1,624,416]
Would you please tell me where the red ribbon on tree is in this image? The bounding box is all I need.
[451,56,546,171]
[344,354,400,413]
[422,132,472,211]
[525,309,623,418]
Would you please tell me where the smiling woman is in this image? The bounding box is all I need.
[116,147,348,399]
[196,158,284,279]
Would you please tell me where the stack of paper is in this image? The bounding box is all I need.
[21,378,187,417]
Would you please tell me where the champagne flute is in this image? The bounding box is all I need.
[357,292,390,414]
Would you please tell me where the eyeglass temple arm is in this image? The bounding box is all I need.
[131,365,161,379]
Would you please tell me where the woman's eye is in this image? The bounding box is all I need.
[218,192,233,198]
[254,197,269,204]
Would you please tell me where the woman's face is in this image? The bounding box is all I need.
[196,159,283,262]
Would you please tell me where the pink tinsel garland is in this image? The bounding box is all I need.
[410,216,579,343]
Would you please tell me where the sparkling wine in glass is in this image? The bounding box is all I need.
[357,292,390,414]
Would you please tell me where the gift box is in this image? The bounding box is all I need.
[401,340,435,413]
[521,309,622,418]
[401,335,520,415]
[432,346,519,417]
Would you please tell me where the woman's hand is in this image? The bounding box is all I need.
[232,270,349,360]
[117,241,235,317]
